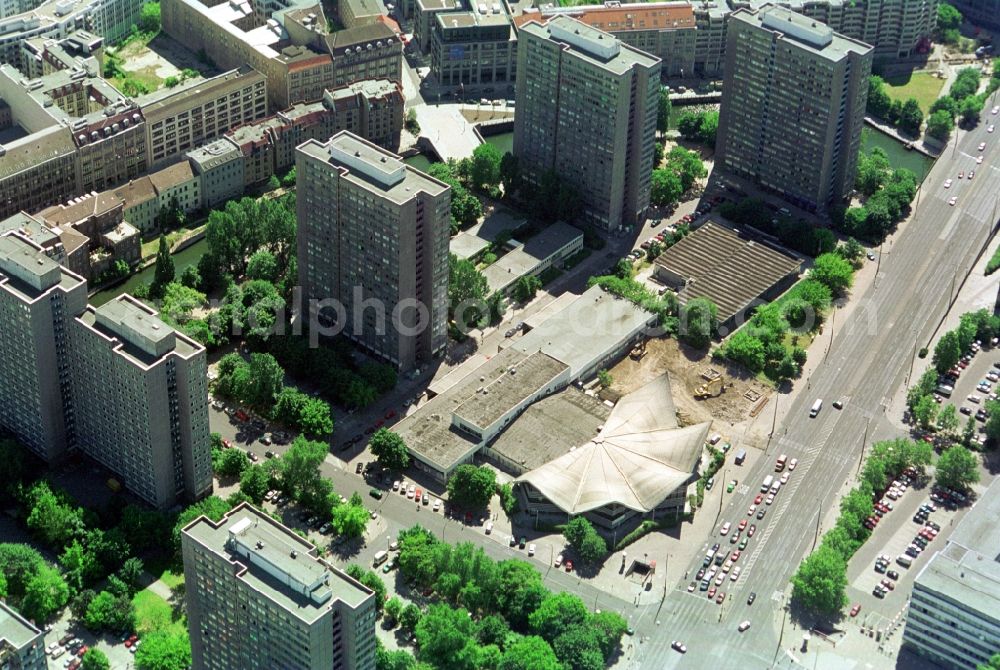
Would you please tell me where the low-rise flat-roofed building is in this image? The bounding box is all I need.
[514,16,660,232]
[182,503,377,670]
[20,29,104,79]
[903,477,1000,670]
[516,375,709,532]
[482,221,582,295]
[187,137,244,207]
[0,232,87,463]
[69,294,212,509]
[653,221,802,331]
[0,600,46,670]
[324,21,403,88]
[339,0,385,28]
[296,131,450,371]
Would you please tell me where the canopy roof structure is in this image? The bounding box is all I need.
[516,375,710,515]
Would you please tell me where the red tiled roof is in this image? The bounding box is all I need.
[514,4,695,32]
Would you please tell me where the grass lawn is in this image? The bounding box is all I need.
[882,71,946,114]
[140,223,206,258]
[133,589,186,636]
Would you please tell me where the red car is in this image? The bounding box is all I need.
[850,604,861,617]
[747,524,756,538]
[754,494,763,505]
[385,409,396,419]
[565,560,574,572]
[707,586,717,599]
[738,519,748,531]
[77,646,88,657]
[716,591,726,604]
[730,550,741,562]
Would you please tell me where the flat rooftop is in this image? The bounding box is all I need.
[482,221,582,294]
[452,351,567,430]
[449,230,490,261]
[394,348,561,470]
[654,221,802,323]
[734,5,873,60]
[519,15,660,75]
[184,504,372,624]
[0,232,83,301]
[80,295,201,366]
[487,387,610,472]
[138,67,265,122]
[299,131,449,204]
[914,477,1000,620]
[515,3,696,33]
[512,284,654,379]
[0,601,41,651]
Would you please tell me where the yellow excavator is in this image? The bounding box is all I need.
[694,376,725,399]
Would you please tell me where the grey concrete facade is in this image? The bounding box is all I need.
[715,4,873,213]
[513,16,660,232]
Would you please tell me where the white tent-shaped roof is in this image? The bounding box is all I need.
[516,375,710,515]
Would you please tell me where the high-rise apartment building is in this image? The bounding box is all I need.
[951,0,1000,30]
[0,233,87,463]
[182,503,377,670]
[902,477,1000,670]
[513,16,660,232]
[0,600,46,670]
[69,294,212,510]
[715,4,873,213]
[296,131,450,371]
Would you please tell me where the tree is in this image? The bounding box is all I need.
[377,645,417,670]
[399,603,422,632]
[597,369,613,388]
[476,615,510,647]
[960,95,983,127]
[446,465,497,510]
[613,259,633,280]
[215,447,249,478]
[679,297,717,348]
[866,76,893,119]
[978,653,1000,670]
[246,353,284,405]
[81,649,111,670]
[59,540,100,592]
[933,330,962,373]
[384,596,403,625]
[498,636,562,670]
[134,631,192,670]
[84,590,135,632]
[0,543,44,597]
[937,404,959,436]
[935,445,980,492]
[297,397,334,438]
[281,436,328,506]
[665,146,707,191]
[809,253,854,295]
[562,517,607,565]
[512,274,542,303]
[937,2,962,31]
[913,394,939,430]
[552,626,603,670]
[699,110,719,145]
[898,98,924,136]
[139,1,161,33]
[854,148,891,197]
[449,254,489,323]
[331,501,369,539]
[645,241,663,262]
[171,496,231,555]
[24,481,84,549]
[590,610,628,658]
[239,464,271,504]
[926,109,955,142]
[150,236,175,299]
[650,168,683,207]
[20,565,69,623]
[839,488,874,524]
[791,545,848,615]
[676,111,703,139]
[656,86,671,134]
[721,330,766,372]
[246,250,279,282]
[499,152,520,196]
[530,592,590,642]
[369,429,411,471]
[470,143,503,192]
[415,604,478,670]
[951,68,981,101]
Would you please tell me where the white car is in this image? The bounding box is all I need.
[993,106,999,115]
[949,196,958,206]
[977,155,984,164]
[392,480,400,491]
[432,499,441,512]
[555,554,563,567]
[730,566,742,581]
[715,572,726,586]
[979,142,987,152]
[990,124,996,133]
[780,472,790,485]
[720,522,732,536]
[528,543,536,556]
[788,458,798,471]
[485,520,493,534]
[738,620,751,632]
[406,485,415,498]
[944,178,953,188]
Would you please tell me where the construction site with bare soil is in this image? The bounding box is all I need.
[604,337,774,448]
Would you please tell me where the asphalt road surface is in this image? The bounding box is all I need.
[635,104,1000,668]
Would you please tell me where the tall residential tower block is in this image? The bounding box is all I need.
[296,131,451,371]
[715,4,873,213]
[513,16,661,232]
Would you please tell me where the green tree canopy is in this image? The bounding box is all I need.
[679,297,718,348]
[415,604,478,670]
[933,330,962,373]
[134,631,192,670]
[937,2,962,31]
[809,253,854,295]
[498,636,562,670]
[447,465,497,510]
[20,564,69,623]
[449,254,489,324]
[656,86,671,134]
[331,500,369,539]
[470,143,503,192]
[866,76,893,119]
[791,545,849,615]
[650,168,684,207]
[83,590,135,632]
[897,98,924,136]
[369,428,411,471]
[529,592,590,642]
[855,148,891,197]
[81,649,111,670]
[935,445,980,492]
[926,109,955,142]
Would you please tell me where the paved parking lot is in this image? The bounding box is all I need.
[43,613,136,669]
[935,342,999,441]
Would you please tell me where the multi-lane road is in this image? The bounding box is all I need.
[635,102,1000,667]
